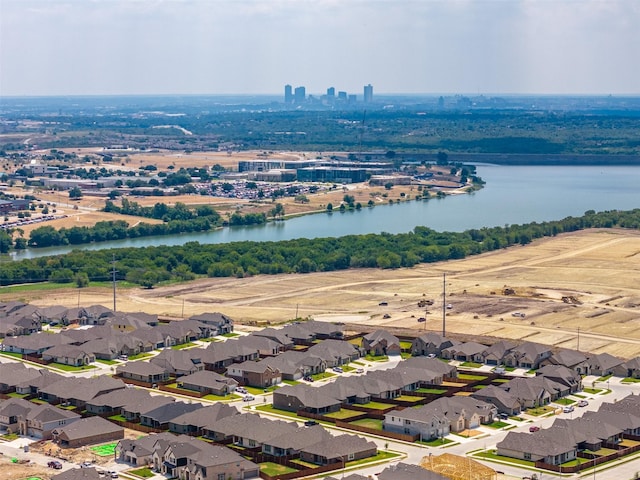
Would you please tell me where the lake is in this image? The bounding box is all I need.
[10,165,640,260]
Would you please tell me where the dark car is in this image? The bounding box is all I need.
[529,425,540,432]
[304,420,318,426]
[48,461,63,469]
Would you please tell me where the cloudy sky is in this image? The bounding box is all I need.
[1,0,638,97]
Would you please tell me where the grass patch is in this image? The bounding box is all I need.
[473,450,535,467]
[90,442,117,456]
[7,392,29,399]
[129,467,154,478]
[341,365,355,373]
[583,388,602,394]
[311,371,336,381]
[621,377,640,383]
[417,437,455,447]
[203,393,239,401]
[351,360,365,366]
[457,373,487,381]
[245,385,279,395]
[281,379,300,386]
[108,414,127,422]
[1,433,19,440]
[572,393,586,398]
[460,361,482,368]
[492,378,510,383]
[346,450,400,467]
[289,458,318,469]
[127,352,153,360]
[365,354,389,362]
[348,338,363,347]
[95,359,119,365]
[416,388,447,394]
[597,374,613,381]
[324,409,364,420]
[259,462,298,476]
[487,421,510,429]
[254,404,301,420]
[358,401,395,410]
[400,352,412,359]
[350,418,383,430]
[221,332,240,337]
[526,406,556,416]
[554,398,576,406]
[400,341,413,350]
[395,395,423,402]
[50,363,97,372]
[171,342,197,350]
[510,416,524,421]
[0,351,24,359]
[472,385,487,390]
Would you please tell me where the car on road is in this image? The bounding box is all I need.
[243,395,255,402]
[563,405,575,413]
[355,368,364,374]
[332,367,343,373]
[303,375,314,382]
[48,461,63,469]
[80,461,93,468]
[497,413,509,420]
[529,425,540,432]
[236,387,247,394]
[577,400,589,407]
[304,420,318,426]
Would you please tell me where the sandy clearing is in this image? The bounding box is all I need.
[6,228,640,359]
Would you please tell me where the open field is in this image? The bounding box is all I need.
[6,229,640,358]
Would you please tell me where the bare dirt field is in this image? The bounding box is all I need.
[0,456,51,480]
[6,228,640,359]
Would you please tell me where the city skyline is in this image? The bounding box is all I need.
[1,0,639,97]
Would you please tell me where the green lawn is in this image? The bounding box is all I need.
[254,404,302,420]
[460,361,483,368]
[127,352,153,360]
[400,341,413,350]
[245,385,279,395]
[583,388,603,394]
[364,354,389,362]
[281,379,300,386]
[554,398,576,406]
[345,450,400,468]
[622,377,640,383]
[457,373,487,381]
[350,418,383,430]
[473,385,487,390]
[203,393,240,401]
[597,374,613,381]
[108,414,127,422]
[7,392,29,399]
[417,437,455,447]
[95,359,119,365]
[50,363,97,372]
[221,332,240,337]
[311,371,336,381]
[487,421,510,429]
[416,388,447,394]
[526,406,556,416]
[0,351,24,359]
[259,462,298,476]
[395,394,423,402]
[129,467,154,478]
[341,365,355,373]
[492,378,511,383]
[90,442,118,456]
[357,401,395,410]
[351,360,365,366]
[1,433,19,441]
[324,409,364,420]
[473,450,535,467]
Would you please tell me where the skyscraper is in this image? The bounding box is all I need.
[294,86,306,103]
[284,84,293,104]
[364,84,373,103]
[327,87,335,98]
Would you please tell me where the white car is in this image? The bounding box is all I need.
[243,395,255,402]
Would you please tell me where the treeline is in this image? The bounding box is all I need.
[103,199,219,222]
[2,209,640,287]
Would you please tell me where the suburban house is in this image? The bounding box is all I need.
[307,339,362,366]
[377,462,449,480]
[188,312,234,335]
[262,424,332,457]
[503,342,552,369]
[176,370,238,396]
[470,384,522,415]
[0,362,44,393]
[542,348,590,374]
[273,384,342,414]
[52,416,124,448]
[168,403,239,436]
[615,356,640,379]
[441,341,487,362]
[51,468,102,480]
[586,352,625,376]
[85,388,155,416]
[121,395,175,423]
[116,432,178,466]
[361,330,401,356]
[226,361,281,388]
[252,327,295,351]
[38,376,127,409]
[201,340,259,371]
[0,398,34,433]
[41,344,95,366]
[140,401,204,430]
[536,365,582,393]
[481,340,517,365]
[299,434,377,466]
[150,348,204,377]
[497,430,578,466]
[17,404,81,439]
[116,362,170,386]
[411,333,459,357]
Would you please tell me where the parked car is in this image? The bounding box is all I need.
[236,387,247,394]
[355,368,364,374]
[529,425,540,432]
[80,461,93,468]
[577,400,589,407]
[563,405,575,413]
[48,461,63,469]
[304,420,318,426]
[332,367,343,373]
[497,413,509,420]
[243,395,255,402]
[303,375,314,382]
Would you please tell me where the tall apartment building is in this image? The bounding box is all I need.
[364,84,373,103]
[294,86,306,103]
[284,84,293,104]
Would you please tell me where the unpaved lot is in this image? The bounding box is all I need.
[7,229,640,359]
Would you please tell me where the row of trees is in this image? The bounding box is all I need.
[2,209,640,287]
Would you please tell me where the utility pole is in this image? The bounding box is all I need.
[111,254,117,312]
[577,327,580,352]
[442,273,446,336]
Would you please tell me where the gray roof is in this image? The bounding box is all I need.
[498,430,577,457]
[116,361,168,377]
[141,401,203,424]
[169,403,239,429]
[301,434,376,461]
[39,376,126,402]
[0,362,43,387]
[177,370,236,389]
[52,468,102,480]
[377,462,448,480]
[53,416,123,441]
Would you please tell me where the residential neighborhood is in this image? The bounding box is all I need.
[1,300,640,479]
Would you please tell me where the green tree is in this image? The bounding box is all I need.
[74,272,90,288]
[69,187,83,199]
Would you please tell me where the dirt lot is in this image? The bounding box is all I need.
[0,456,51,480]
[6,228,640,359]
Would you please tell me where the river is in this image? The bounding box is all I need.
[9,165,640,260]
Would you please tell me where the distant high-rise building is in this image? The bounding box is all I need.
[294,86,306,103]
[348,94,357,104]
[338,91,347,101]
[364,84,373,103]
[327,87,335,98]
[284,84,293,104]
